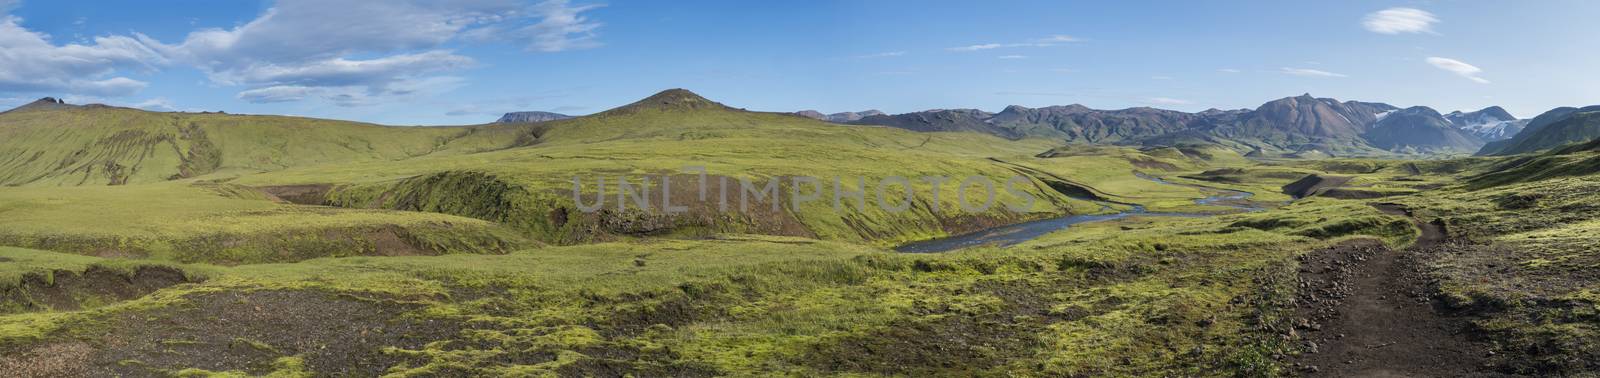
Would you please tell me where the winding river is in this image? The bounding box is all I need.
[893,172,1263,253]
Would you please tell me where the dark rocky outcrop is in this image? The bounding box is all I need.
[1282,174,1355,199]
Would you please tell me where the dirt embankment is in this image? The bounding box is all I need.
[1289,204,1512,376]
[1281,175,1353,199]
[0,266,194,314]
[257,184,333,205]
[0,290,455,377]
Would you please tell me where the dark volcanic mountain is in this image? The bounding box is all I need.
[985,105,1203,143]
[496,111,572,123]
[840,94,1554,157]
[1207,94,1398,143]
[1480,105,1600,155]
[1362,106,1484,153]
[851,109,1018,138]
[1445,106,1525,141]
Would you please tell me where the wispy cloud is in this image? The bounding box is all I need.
[131,97,179,111]
[127,0,605,106]
[1217,68,1241,73]
[854,51,906,59]
[994,91,1073,97]
[521,0,606,52]
[997,55,1027,59]
[0,14,158,97]
[1145,97,1192,105]
[1035,35,1080,43]
[947,34,1081,52]
[948,43,1005,52]
[1362,8,1438,34]
[1279,67,1347,78]
[1426,57,1489,84]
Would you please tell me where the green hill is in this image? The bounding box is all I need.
[0,99,539,186]
[235,89,1128,246]
[2,90,1207,253]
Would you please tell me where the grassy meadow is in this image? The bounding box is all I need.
[4,92,1600,376]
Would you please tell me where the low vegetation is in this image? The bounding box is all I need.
[5,90,1600,376]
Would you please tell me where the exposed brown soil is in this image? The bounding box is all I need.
[1318,188,1400,200]
[0,290,457,377]
[257,184,333,205]
[1290,204,1513,377]
[0,266,193,314]
[1281,174,1354,199]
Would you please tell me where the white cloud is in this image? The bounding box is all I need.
[1362,8,1438,34]
[854,51,906,59]
[1036,35,1080,43]
[520,0,604,52]
[1426,57,1490,84]
[948,43,1003,52]
[217,51,475,88]
[1279,67,1348,78]
[997,55,1027,59]
[947,35,1081,52]
[238,76,466,107]
[130,97,178,111]
[237,85,312,103]
[1146,97,1192,105]
[0,15,159,97]
[134,0,602,105]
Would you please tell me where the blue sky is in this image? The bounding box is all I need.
[1,0,1596,125]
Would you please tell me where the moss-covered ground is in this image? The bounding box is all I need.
[6,92,1600,375]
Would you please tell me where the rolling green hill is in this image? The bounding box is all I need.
[0,99,541,186]
[235,89,1140,246]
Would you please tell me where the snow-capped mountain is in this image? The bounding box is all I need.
[1445,106,1527,141]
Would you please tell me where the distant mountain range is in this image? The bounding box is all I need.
[496,111,572,123]
[795,109,886,123]
[1446,106,1526,141]
[807,94,1589,156]
[1479,105,1600,156]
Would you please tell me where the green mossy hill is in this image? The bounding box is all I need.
[240,90,1113,246]
[0,181,534,264]
[1465,141,1600,189]
[0,101,540,186]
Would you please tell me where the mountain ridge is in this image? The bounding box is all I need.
[496,111,572,123]
[1481,105,1600,155]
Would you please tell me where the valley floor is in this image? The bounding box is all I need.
[3,145,1599,376]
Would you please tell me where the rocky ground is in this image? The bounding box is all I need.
[1289,204,1515,377]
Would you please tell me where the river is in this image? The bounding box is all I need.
[892,172,1263,253]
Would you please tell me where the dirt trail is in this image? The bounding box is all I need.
[1291,203,1511,377]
